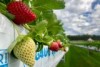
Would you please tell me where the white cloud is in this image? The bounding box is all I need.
[54,0,100,35]
[91,5,100,20]
[65,0,94,13]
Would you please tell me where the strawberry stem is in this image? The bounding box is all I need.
[0,2,7,10]
[23,24,31,31]
[11,0,22,2]
[12,22,21,35]
[0,9,14,20]
[0,2,15,20]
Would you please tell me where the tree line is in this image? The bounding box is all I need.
[67,35,100,40]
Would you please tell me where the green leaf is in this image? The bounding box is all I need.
[31,0,65,10]
[0,0,11,4]
[43,10,58,22]
[35,20,48,36]
[30,20,48,43]
[0,2,7,10]
[35,35,43,42]
[36,43,44,52]
[31,8,42,17]
[57,46,100,67]
[42,35,53,45]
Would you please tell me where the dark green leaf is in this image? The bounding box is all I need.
[0,0,11,4]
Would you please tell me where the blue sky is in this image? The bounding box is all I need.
[92,0,100,10]
[54,0,100,35]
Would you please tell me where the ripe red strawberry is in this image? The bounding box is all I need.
[7,1,36,25]
[57,40,63,48]
[49,42,59,51]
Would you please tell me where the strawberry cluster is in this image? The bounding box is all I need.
[49,40,64,51]
[6,0,66,67]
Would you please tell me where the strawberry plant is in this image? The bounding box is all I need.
[0,0,68,66]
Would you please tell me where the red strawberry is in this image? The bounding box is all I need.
[49,42,59,51]
[57,40,63,48]
[7,1,36,25]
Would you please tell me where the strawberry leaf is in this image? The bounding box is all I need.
[30,0,65,10]
[0,0,11,4]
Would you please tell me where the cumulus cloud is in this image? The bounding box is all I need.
[65,0,93,13]
[54,0,100,35]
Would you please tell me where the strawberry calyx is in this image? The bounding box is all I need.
[57,40,63,48]
[7,35,25,53]
[11,50,18,58]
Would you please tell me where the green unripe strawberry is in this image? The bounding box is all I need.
[13,37,36,67]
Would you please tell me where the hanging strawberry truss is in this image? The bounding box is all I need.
[0,0,69,67]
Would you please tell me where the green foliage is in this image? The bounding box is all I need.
[0,0,68,47]
[0,0,11,4]
[23,0,65,10]
[25,0,68,47]
[57,46,100,67]
[0,2,14,20]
